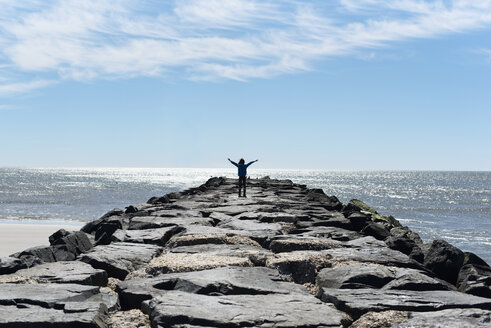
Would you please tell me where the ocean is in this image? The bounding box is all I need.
[0,168,489,264]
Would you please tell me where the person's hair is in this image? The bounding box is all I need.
[238,158,245,164]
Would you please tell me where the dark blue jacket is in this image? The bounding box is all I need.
[230,161,255,177]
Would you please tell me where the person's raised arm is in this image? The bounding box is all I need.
[246,159,259,167]
[228,158,238,167]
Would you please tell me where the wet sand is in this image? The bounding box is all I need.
[0,222,84,257]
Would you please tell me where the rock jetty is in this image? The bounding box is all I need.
[1,176,490,327]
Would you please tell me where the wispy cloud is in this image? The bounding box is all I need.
[0,80,55,96]
[1,0,491,93]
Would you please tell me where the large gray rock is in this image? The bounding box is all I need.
[317,263,395,289]
[128,216,214,230]
[145,291,348,327]
[117,266,306,310]
[319,288,491,318]
[424,239,465,285]
[457,263,491,298]
[111,226,182,246]
[394,308,491,328]
[0,283,118,327]
[80,242,162,280]
[324,245,424,270]
[316,262,452,291]
[295,226,362,241]
[1,261,107,286]
[0,256,42,275]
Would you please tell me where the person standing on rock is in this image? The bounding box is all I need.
[228,158,258,197]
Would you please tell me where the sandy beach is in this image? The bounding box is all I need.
[0,222,84,257]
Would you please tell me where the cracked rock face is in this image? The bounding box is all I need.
[1,176,490,328]
[0,283,119,327]
[145,291,348,328]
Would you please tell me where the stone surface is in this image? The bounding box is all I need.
[145,291,348,328]
[128,216,214,230]
[393,308,491,328]
[361,222,390,240]
[269,236,342,253]
[0,283,118,327]
[316,262,452,291]
[111,226,181,246]
[0,256,42,275]
[117,266,306,310]
[80,242,162,280]
[0,261,107,286]
[319,288,491,318]
[424,239,465,285]
[457,263,491,298]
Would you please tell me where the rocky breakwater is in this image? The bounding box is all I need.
[0,176,490,328]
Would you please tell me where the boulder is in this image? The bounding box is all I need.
[0,256,42,275]
[390,226,423,245]
[344,199,402,228]
[346,212,371,231]
[324,244,425,271]
[361,222,390,240]
[80,242,162,280]
[319,288,491,319]
[81,212,125,234]
[317,263,394,289]
[128,216,213,230]
[110,226,182,246]
[424,239,465,285]
[306,189,343,211]
[0,261,107,286]
[385,235,424,262]
[117,266,306,310]
[457,263,491,298]
[49,229,93,254]
[394,308,491,328]
[144,291,348,328]
[0,283,119,327]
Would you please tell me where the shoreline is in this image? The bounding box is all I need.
[0,221,84,257]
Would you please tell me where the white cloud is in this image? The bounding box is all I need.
[1,0,491,93]
[0,80,55,96]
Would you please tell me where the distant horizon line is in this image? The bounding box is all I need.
[0,166,489,173]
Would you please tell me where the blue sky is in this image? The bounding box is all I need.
[0,0,490,170]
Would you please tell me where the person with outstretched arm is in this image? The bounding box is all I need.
[228,158,258,197]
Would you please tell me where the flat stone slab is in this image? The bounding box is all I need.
[0,256,40,275]
[80,242,162,280]
[394,308,491,328]
[295,226,362,241]
[0,283,118,327]
[128,216,214,230]
[0,261,107,286]
[319,288,491,318]
[316,262,451,291]
[145,290,348,327]
[324,245,424,270]
[218,218,283,235]
[112,226,181,245]
[118,266,307,309]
